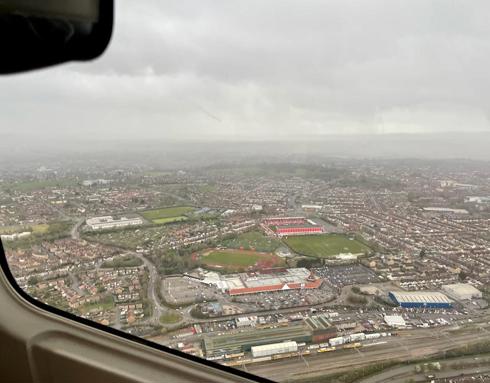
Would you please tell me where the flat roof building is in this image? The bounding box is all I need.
[389,291,452,309]
[202,324,312,356]
[384,315,406,328]
[202,268,323,296]
[251,341,298,358]
[86,216,143,230]
[442,283,482,301]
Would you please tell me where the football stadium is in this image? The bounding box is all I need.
[262,216,325,237]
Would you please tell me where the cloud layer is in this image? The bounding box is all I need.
[2,0,490,142]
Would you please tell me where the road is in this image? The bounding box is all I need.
[69,217,173,326]
[68,271,85,295]
[132,253,168,324]
[70,217,85,240]
[244,326,490,382]
[131,252,193,328]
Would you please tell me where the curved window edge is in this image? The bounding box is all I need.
[0,239,273,383]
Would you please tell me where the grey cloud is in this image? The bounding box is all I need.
[1,0,490,144]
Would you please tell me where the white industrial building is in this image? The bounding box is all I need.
[442,283,482,301]
[86,216,143,230]
[384,315,406,328]
[235,316,258,328]
[0,231,31,241]
[251,341,298,358]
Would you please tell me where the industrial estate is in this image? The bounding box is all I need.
[2,157,490,382]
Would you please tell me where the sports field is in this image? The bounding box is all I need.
[283,234,370,258]
[140,206,195,224]
[152,216,188,224]
[200,249,284,271]
[219,231,282,253]
[0,223,50,235]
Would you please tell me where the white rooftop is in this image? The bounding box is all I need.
[384,315,406,327]
[390,291,452,304]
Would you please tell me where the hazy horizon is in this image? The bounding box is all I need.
[2,0,490,150]
[0,132,489,172]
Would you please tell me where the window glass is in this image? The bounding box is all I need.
[2,1,490,382]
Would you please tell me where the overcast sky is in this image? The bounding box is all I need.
[2,0,490,142]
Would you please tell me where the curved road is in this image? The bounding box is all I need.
[132,252,169,325]
[70,218,179,326]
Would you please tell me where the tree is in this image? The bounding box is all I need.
[28,276,39,286]
[419,248,427,258]
[351,286,361,294]
[296,258,321,268]
[458,271,468,281]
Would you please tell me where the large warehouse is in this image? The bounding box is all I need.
[251,341,298,358]
[202,268,323,296]
[203,324,312,356]
[442,283,482,300]
[389,291,452,309]
[86,216,143,230]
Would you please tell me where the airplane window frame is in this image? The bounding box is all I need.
[0,240,273,383]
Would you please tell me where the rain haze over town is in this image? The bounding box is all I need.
[1,1,490,382]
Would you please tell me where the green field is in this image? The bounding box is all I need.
[100,255,143,268]
[0,223,50,235]
[83,226,172,250]
[140,206,195,224]
[80,295,114,314]
[32,224,50,234]
[201,249,284,271]
[152,216,188,225]
[284,234,370,258]
[1,221,72,249]
[160,310,182,324]
[219,231,281,253]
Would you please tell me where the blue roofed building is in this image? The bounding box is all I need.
[389,291,452,309]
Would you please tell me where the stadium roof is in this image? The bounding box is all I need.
[276,224,319,229]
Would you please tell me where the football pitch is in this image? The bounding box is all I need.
[140,206,195,224]
[283,234,370,258]
[200,249,284,271]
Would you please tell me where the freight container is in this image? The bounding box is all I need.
[318,347,336,353]
[349,333,366,342]
[329,337,345,346]
[252,356,272,363]
[308,344,320,350]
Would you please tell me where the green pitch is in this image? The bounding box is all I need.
[201,249,284,271]
[283,234,370,258]
[219,231,281,252]
[152,216,188,224]
[140,206,195,223]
